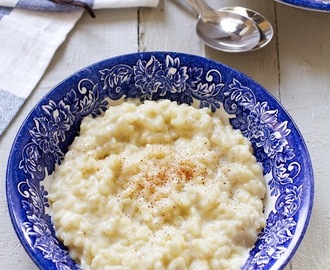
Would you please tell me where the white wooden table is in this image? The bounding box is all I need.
[1,0,330,269]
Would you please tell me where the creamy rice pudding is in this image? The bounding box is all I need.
[49,99,266,270]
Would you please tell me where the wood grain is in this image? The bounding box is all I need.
[276,3,330,269]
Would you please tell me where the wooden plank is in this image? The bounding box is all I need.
[139,1,204,55]
[276,3,330,269]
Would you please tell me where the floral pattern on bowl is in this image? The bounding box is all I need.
[6,52,314,270]
[276,0,330,12]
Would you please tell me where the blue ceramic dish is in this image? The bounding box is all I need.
[276,0,330,12]
[6,52,314,270]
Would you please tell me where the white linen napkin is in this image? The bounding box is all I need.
[0,0,159,136]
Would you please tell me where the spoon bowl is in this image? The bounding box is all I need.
[196,10,261,52]
[221,6,273,50]
[185,0,273,52]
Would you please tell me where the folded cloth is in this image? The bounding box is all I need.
[1,0,159,10]
[0,0,159,136]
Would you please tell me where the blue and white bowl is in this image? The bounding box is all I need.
[6,52,314,270]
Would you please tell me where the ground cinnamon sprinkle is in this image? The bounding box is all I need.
[126,155,208,204]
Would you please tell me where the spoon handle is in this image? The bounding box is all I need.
[184,0,214,17]
[194,0,215,17]
[184,0,199,15]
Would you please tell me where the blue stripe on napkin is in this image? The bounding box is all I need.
[0,89,25,136]
[0,7,12,20]
[16,0,94,11]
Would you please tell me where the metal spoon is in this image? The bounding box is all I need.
[185,0,267,52]
[221,6,273,50]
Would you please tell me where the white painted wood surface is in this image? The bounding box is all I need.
[1,0,330,269]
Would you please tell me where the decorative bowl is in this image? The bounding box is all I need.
[6,52,314,270]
